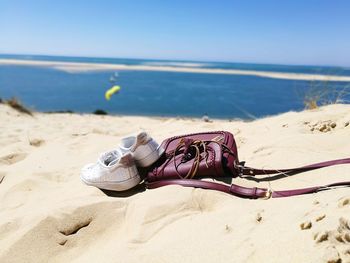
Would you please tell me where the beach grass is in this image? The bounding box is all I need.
[3,97,33,116]
[303,80,350,109]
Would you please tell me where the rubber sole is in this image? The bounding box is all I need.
[80,174,141,191]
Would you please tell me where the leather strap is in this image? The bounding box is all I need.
[146,179,350,199]
[147,157,350,198]
[147,179,270,198]
[240,157,350,176]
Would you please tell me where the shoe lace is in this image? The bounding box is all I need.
[101,151,119,166]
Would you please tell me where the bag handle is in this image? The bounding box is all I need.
[147,157,350,198]
[146,178,350,199]
[239,157,350,176]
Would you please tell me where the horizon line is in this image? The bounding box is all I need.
[0,52,348,69]
[1,58,350,82]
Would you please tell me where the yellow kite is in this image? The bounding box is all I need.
[105,85,121,100]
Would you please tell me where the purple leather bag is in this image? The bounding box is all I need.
[146,131,350,199]
[147,131,239,182]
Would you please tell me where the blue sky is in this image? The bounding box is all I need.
[1,0,349,66]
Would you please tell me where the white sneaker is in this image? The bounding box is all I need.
[119,132,164,167]
[80,150,141,191]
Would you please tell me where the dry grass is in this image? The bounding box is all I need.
[4,97,33,116]
[303,80,350,110]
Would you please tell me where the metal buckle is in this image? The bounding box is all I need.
[237,161,246,176]
[262,189,272,200]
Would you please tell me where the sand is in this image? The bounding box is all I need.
[1,58,350,82]
[0,103,350,263]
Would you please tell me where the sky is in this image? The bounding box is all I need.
[0,0,350,66]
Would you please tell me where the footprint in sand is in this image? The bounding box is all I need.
[316,214,326,222]
[0,153,27,165]
[55,202,124,248]
[307,120,337,133]
[29,138,45,147]
[322,245,342,263]
[314,231,328,243]
[338,197,350,208]
[59,218,92,237]
[0,203,109,262]
[334,218,350,243]
[58,218,92,246]
[313,217,350,262]
[300,214,325,230]
[300,221,312,230]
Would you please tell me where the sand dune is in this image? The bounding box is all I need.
[1,58,350,81]
[1,104,350,262]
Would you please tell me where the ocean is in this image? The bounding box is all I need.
[0,54,349,119]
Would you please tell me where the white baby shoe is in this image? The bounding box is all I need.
[80,150,141,191]
[119,131,164,167]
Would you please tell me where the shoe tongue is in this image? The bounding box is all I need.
[102,151,119,166]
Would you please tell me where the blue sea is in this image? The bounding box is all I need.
[0,54,349,119]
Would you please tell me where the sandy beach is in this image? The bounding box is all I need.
[0,103,350,262]
[1,58,350,82]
